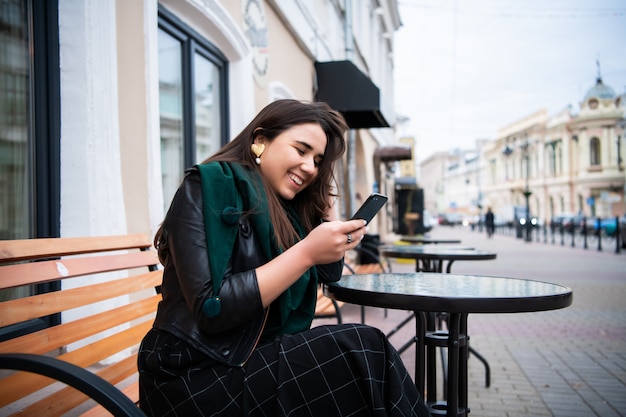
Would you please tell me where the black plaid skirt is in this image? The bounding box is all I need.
[138,324,430,417]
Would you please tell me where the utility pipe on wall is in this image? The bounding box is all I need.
[344,0,357,218]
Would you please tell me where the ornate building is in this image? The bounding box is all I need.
[421,74,625,225]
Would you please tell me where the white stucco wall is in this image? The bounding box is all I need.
[59,0,126,238]
[58,0,129,355]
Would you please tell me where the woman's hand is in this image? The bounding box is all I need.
[302,219,367,265]
[255,218,366,307]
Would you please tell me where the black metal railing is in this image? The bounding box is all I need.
[485,216,623,254]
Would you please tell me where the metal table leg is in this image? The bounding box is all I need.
[425,312,468,417]
[413,310,426,396]
[446,312,461,417]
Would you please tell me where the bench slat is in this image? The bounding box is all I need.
[0,250,158,290]
[0,234,152,263]
[352,263,384,274]
[0,294,159,354]
[0,270,161,327]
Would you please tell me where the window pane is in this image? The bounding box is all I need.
[0,0,32,303]
[158,28,184,211]
[193,52,221,163]
[590,140,595,164]
[0,0,32,241]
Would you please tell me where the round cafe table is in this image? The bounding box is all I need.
[380,244,495,273]
[324,273,573,417]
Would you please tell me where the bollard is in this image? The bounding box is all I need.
[582,217,587,249]
[597,217,603,251]
[614,216,621,254]
[535,223,540,242]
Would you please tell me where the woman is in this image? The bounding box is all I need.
[138,99,430,417]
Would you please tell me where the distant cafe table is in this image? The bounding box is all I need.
[381,244,496,273]
[399,236,462,245]
[324,273,573,417]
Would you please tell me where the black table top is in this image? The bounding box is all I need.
[399,237,462,244]
[324,273,573,314]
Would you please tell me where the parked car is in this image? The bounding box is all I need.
[551,213,584,232]
[422,210,438,229]
[551,213,565,230]
[587,217,621,236]
[438,212,462,226]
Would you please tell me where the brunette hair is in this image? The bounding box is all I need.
[155,99,347,253]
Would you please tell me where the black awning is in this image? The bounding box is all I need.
[373,145,412,162]
[314,61,390,129]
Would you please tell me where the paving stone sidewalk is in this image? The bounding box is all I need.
[316,225,626,417]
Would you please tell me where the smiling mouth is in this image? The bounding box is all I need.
[288,173,303,186]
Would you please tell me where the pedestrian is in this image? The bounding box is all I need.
[138,99,431,417]
[485,207,495,238]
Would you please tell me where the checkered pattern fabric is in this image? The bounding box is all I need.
[138,324,430,416]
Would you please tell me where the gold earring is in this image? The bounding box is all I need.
[251,143,265,165]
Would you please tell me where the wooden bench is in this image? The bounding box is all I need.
[0,235,386,415]
[0,234,161,417]
[313,253,387,324]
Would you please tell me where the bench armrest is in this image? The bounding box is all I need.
[0,353,145,417]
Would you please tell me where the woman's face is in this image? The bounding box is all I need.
[256,123,327,200]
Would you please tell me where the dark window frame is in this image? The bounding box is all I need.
[0,0,61,342]
[158,5,230,167]
[33,0,61,239]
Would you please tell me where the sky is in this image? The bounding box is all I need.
[393,0,626,162]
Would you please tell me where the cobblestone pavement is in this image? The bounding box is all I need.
[314,225,626,417]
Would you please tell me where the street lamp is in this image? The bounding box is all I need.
[521,137,533,242]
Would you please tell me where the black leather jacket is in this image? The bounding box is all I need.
[152,168,342,366]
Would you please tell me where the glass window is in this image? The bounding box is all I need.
[590,137,600,165]
[0,0,61,339]
[158,28,185,209]
[546,145,555,176]
[194,51,221,164]
[0,0,32,241]
[158,7,228,212]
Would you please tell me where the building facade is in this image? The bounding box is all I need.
[0,0,402,337]
[1,0,401,246]
[421,76,625,225]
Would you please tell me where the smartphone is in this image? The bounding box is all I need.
[351,193,388,224]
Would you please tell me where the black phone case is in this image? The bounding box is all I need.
[351,193,388,223]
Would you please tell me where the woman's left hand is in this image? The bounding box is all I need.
[255,219,366,307]
[302,219,367,265]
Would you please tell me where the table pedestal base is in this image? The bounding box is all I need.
[429,401,467,417]
[414,311,470,417]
